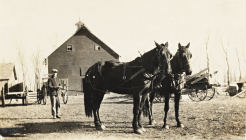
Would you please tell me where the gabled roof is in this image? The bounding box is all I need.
[74,25,119,59]
[49,23,120,59]
[0,63,17,80]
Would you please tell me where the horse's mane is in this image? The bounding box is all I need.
[128,57,142,66]
[170,51,181,74]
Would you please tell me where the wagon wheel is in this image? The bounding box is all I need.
[1,89,5,107]
[36,89,42,104]
[22,86,28,105]
[22,90,27,105]
[37,99,41,104]
[61,90,68,104]
[22,96,27,105]
[37,91,41,104]
[205,87,216,101]
[188,88,207,102]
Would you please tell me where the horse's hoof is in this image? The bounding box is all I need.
[134,129,144,134]
[152,120,157,124]
[140,127,146,132]
[177,123,184,128]
[180,124,185,128]
[149,120,157,125]
[96,124,106,130]
[162,125,169,129]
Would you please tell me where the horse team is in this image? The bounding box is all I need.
[83,42,192,134]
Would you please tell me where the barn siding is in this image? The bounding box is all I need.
[48,35,118,91]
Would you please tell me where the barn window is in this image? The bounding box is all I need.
[94,45,101,51]
[67,45,72,52]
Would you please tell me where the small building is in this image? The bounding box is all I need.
[0,63,18,93]
[48,21,119,91]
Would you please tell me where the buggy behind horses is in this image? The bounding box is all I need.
[83,42,172,134]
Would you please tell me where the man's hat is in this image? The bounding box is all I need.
[51,69,58,73]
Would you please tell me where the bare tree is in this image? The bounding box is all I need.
[17,48,27,90]
[236,48,242,82]
[205,35,210,81]
[221,41,230,86]
[33,49,42,91]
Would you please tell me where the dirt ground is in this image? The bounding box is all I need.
[0,92,245,140]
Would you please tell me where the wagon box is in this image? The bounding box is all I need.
[0,81,29,106]
[183,68,217,101]
[0,63,37,106]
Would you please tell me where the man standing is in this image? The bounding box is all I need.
[48,69,61,119]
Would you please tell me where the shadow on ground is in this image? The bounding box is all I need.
[102,101,133,104]
[0,121,93,137]
[0,104,28,107]
[0,121,137,138]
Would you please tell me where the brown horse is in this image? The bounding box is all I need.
[83,42,172,134]
[144,42,192,129]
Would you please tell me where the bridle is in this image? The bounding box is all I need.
[154,46,173,82]
[172,49,191,75]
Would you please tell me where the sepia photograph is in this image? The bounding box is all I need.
[0,0,245,139]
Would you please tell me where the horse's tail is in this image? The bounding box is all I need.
[83,62,104,117]
[83,63,98,118]
[83,76,93,117]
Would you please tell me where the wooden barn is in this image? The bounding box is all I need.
[48,21,119,91]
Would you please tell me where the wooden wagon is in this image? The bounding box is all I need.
[0,63,37,106]
[0,81,38,107]
[0,82,38,106]
[183,68,217,101]
[154,68,218,102]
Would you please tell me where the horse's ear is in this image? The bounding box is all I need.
[186,42,190,48]
[164,42,168,47]
[154,41,161,49]
[178,43,182,49]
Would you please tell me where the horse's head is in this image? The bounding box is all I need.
[173,43,192,75]
[140,41,172,76]
[154,42,172,75]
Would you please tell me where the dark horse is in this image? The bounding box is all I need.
[83,42,172,134]
[144,43,192,129]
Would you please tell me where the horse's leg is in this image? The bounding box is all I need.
[93,108,100,129]
[138,90,149,132]
[93,92,106,130]
[95,109,106,130]
[97,93,106,130]
[148,90,156,125]
[132,94,143,134]
[162,92,170,129]
[174,91,184,128]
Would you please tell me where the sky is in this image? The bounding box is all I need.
[0,0,246,86]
